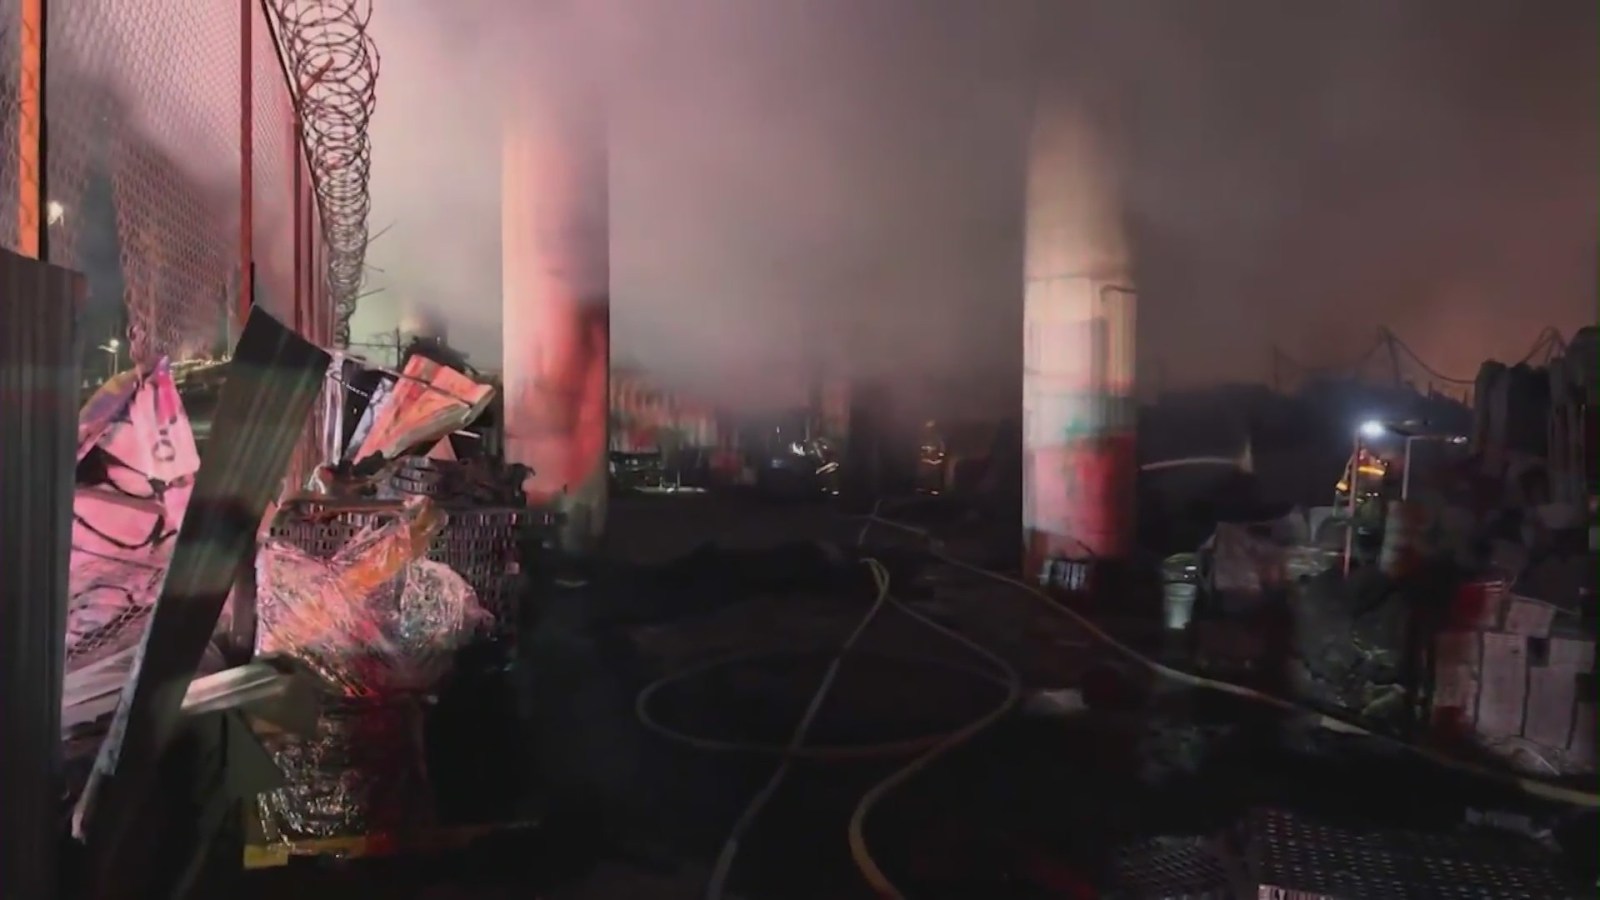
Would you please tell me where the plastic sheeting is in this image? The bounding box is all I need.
[255,497,490,698]
[253,498,487,841]
[255,698,433,842]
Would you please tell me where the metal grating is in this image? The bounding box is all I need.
[1110,835,1233,899]
[272,503,530,640]
[1245,808,1583,899]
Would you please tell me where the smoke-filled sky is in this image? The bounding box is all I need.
[360,0,1597,410]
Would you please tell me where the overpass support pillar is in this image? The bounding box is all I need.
[500,10,610,557]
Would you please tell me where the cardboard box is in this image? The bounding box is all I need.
[1477,632,1529,739]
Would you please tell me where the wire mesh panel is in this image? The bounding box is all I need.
[48,0,243,366]
[251,0,296,325]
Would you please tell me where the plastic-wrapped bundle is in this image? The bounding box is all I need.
[256,497,491,697]
[255,698,432,842]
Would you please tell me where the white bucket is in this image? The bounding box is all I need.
[1162,581,1198,630]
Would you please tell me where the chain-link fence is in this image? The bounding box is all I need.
[252,0,295,327]
[0,0,334,376]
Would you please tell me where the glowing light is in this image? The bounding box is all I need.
[1358,420,1386,440]
[45,200,64,225]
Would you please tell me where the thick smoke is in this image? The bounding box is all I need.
[361,0,1596,409]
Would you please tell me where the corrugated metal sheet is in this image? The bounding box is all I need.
[0,248,85,900]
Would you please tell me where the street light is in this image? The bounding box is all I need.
[1343,416,1414,575]
[1344,416,1467,575]
[98,338,120,378]
[1342,421,1378,576]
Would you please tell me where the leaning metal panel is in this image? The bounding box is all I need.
[0,251,83,900]
[1245,808,1582,899]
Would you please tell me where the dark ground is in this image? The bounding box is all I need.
[239,491,1595,899]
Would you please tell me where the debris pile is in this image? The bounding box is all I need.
[1417,330,1599,774]
[1175,325,1599,777]
[251,345,543,845]
[254,496,490,841]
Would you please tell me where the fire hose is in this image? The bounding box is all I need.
[855,510,1600,815]
[633,557,1022,900]
[638,503,1599,900]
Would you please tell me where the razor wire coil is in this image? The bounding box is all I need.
[265,0,378,347]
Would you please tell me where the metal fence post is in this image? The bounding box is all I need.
[291,119,304,335]
[238,0,254,326]
[16,0,46,260]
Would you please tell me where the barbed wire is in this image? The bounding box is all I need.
[263,0,379,348]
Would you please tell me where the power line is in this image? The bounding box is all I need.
[1272,326,1563,392]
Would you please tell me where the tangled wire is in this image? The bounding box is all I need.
[266,0,379,347]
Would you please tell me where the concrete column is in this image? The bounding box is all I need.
[501,15,610,556]
[1022,81,1138,584]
